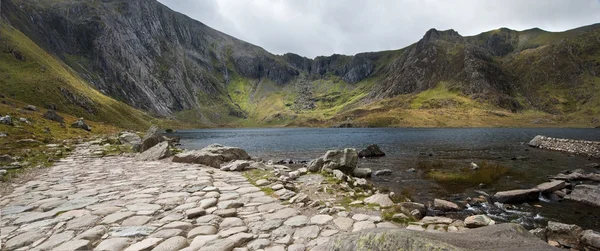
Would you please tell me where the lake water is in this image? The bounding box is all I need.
[169,128,600,230]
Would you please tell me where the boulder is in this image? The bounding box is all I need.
[373,169,392,176]
[0,115,14,126]
[358,144,385,158]
[580,230,600,250]
[352,168,372,178]
[464,215,495,228]
[492,188,539,204]
[139,125,164,152]
[71,118,91,131]
[307,157,324,172]
[172,144,250,168]
[398,202,426,219]
[119,132,141,145]
[24,105,38,111]
[315,224,559,251]
[529,228,547,242]
[528,135,544,147]
[43,110,64,123]
[564,184,600,207]
[323,148,358,174]
[546,221,583,249]
[363,193,394,208]
[135,141,170,161]
[220,160,252,171]
[433,199,461,211]
[332,169,346,181]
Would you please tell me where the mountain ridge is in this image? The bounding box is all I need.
[1,0,599,128]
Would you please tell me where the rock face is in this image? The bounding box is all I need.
[43,110,64,123]
[135,141,171,161]
[564,184,600,207]
[316,224,559,251]
[546,221,583,249]
[71,118,91,131]
[172,144,250,168]
[528,135,600,158]
[492,188,539,204]
[358,144,386,158]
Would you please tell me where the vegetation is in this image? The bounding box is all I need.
[417,160,511,192]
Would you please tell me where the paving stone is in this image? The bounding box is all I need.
[161,221,193,230]
[66,215,100,230]
[351,214,371,221]
[4,231,45,250]
[95,237,132,251]
[265,245,286,251]
[186,207,206,219]
[217,200,244,209]
[227,232,255,247]
[75,225,107,241]
[188,235,219,250]
[320,229,339,237]
[288,243,306,251]
[188,225,218,238]
[284,215,308,227]
[352,221,376,232]
[149,229,183,238]
[200,198,218,209]
[257,219,284,231]
[124,238,163,251]
[90,207,123,216]
[195,214,222,225]
[121,216,153,226]
[294,225,320,239]
[33,231,74,250]
[150,236,187,251]
[102,211,136,224]
[201,238,236,251]
[53,239,91,251]
[333,217,354,231]
[110,226,156,237]
[264,208,298,220]
[310,214,334,225]
[214,208,237,217]
[218,226,248,238]
[220,217,245,229]
[247,239,271,250]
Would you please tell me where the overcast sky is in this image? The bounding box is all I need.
[157,0,600,58]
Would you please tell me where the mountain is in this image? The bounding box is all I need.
[2,0,599,128]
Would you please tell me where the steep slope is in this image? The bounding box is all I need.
[2,0,599,128]
[0,21,154,129]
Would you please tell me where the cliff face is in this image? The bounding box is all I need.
[2,0,599,127]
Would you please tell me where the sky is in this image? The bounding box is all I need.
[157,0,600,58]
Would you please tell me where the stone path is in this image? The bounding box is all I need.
[0,143,398,251]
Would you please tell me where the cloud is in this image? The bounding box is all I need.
[157,0,600,58]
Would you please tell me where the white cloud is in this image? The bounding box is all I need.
[157,0,600,58]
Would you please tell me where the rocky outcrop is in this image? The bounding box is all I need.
[172,144,250,168]
[315,224,558,251]
[135,141,171,161]
[358,144,386,158]
[528,135,600,158]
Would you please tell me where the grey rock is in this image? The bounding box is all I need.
[95,238,132,251]
[492,188,540,204]
[123,238,163,251]
[580,230,600,250]
[321,224,559,251]
[358,144,386,158]
[352,221,376,232]
[294,225,320,239]
[247,239,271,250]
[307,157,325,172]
[136,141,171,161]
[464,215,495,228]
[535,180,566,193]
[76,225,107,241]
[352,168,372,178]
[0,115,14,126]
[173,144,250,168]
[546,221,583,249]
[564,184,600,207]
[373,169,392,176]
[221,160,252,171]
[110,226,156,237]
[310,214,334,225]
[433,198,461,211]
[53,239,91,251]
[43,110,64,123]
[151,236,187,251]
[332,169,346,181]
[24,104,39,111]
[4,231,45,250]
[363,193,394,208]
[201,239,236,251]
[188,226,218,238]
[71,118,91,131]
[34,231,75,250]
[529,228,547,242]
[139,125,164,152]
[322,148,358,174]
[186,207,206,219]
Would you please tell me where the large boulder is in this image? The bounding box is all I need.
[546,221,583,249]
[71,118,91,131]
[358,144,386,158]
[322,148,358,174]
[139,125,164,152]
[172,144,250,168]
[135,141,171,161]
[528,135,544,147]
[307,157,324,172]
[314,224,559,251]
[492,188,539,204]
[398,202,427,219]
[564,184,600,207]
[43,110,64,123]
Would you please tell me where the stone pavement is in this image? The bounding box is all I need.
[0,143,397,251]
